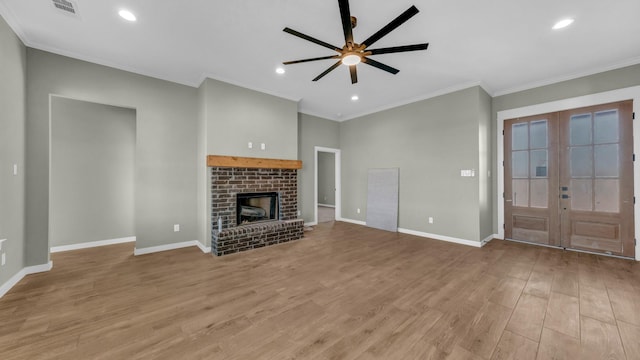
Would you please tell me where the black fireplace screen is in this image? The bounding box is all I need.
[236,192,279,225]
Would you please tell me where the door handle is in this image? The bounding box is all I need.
[561,186,568,191]
[561,194,570,199]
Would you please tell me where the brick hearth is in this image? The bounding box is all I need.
[210,166,304,256]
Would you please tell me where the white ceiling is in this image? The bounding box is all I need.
[1,0,640,121]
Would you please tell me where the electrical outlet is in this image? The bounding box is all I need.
[428,217,434,224]
[173,224,180,232]
[297,210,301,216]
[261,143,266,150]
[1,253,5,266]
[357,208,361,214]
[248,142,253,149]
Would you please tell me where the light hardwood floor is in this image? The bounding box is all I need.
[317,206,335,223]
[2,222,640,359]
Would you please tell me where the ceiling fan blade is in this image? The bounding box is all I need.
[362,57,400,75]
[349,65,358,84]
[361,6,420,48]
[313,60,343,81]
[338,0,354,47]
[283,55,341,65]
[368,43,429,55]
[283,27,342,52]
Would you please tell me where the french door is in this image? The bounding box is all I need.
[504,100,634,257]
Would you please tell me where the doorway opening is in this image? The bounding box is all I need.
[314,146,341,224]
[49,96,136,253]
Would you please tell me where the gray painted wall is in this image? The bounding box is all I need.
[197,78,299,247]
[50,97,135,247]
[491,63,640,234]
[298,114,340,223]
[0,16,26,286]
[201,78,298,160]
[340,87,487,242]
[317,152,336,206]
[26,49,198,265]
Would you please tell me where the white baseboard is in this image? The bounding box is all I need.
[51,236,135,253]
[134,240,202,256]
[337,217,366,226]
[333,219,491,249]
[318,204,336,208]
[195,241,211,254]
[481,234,498,247]
[0,261,53,299]
[304,221,318,227]
[398,228,482,248]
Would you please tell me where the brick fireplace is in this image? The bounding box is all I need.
[209,155,304,256]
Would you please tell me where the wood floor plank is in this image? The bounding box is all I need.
[523,270,553,299]
[356,307,443,359]
[490,330,538,360]
[578,256,606,290]
[608,287,640,326]
[579,284,615,324]
[457,302,513,359]
[467,274,502,305]
[618,320,640,360]
[551,271,579,297]
[488,277,526,309]
[543,291,580,338]
[0,222,639,359]
[422,304,479,355]
[312,305,413,360]
[446,345,485,360]
[536,328,581,360]
[505,293,547,341]
[580,316,625,360]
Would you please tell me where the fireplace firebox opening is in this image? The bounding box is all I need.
[236,192,279,225]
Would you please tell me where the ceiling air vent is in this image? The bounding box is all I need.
[52,0,78,16]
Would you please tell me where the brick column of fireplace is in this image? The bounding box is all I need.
[208,156,304,256]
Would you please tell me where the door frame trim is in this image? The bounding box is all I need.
[314,146,341,225]
[497,85,640,261]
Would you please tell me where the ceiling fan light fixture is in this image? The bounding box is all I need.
[552,18,574,30]
[118,9,137,22]
[342,54,361,66]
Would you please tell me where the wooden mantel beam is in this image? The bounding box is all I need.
[207,155,302,170]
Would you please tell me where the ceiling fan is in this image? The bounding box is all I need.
[282,0,429,84]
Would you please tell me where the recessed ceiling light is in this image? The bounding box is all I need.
[351,95,359,101]
[552,18,574,30]
[275,67,285,74]
[119,9,137,22]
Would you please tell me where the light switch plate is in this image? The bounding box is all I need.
[13,164,18,176]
